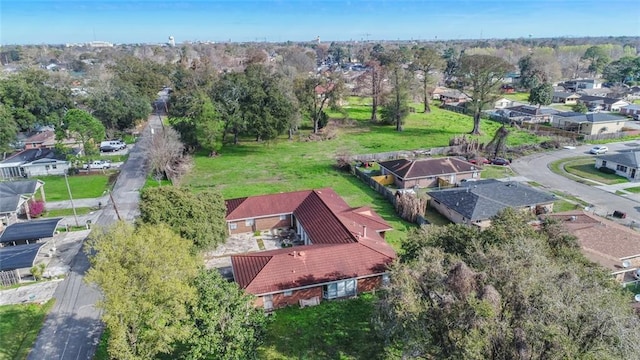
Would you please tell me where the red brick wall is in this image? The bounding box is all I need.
[228,220,253,234]
[255,215,291,232]
[272,287,323,308]
[358,276,382,292]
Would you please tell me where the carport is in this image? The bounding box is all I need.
[0,243,46,285]
[0,217,62,246]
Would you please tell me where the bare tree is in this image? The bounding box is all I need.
[410,47,445,113]
[148,127,191,183]
[457,54,513,134]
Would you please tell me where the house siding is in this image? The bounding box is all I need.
[358,275,382,292]
[398,172,476,189]
[255,215,291,232]
[24,164,69,177]
[228,220,254,234]
[271,287,323,309]
[595,158,639,181]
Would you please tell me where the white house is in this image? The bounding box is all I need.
[595,151,640,181]
[0,148,70,180]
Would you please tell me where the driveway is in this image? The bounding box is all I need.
[511,140,640,223]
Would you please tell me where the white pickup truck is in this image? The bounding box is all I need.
[82,160,111,170]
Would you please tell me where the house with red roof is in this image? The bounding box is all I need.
[226,188,395,310]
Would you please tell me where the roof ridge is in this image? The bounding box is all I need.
[344,207,392,229]
[310,190,359,243]
[234,254,274,289]
[356,238,396,259]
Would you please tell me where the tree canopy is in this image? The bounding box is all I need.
[139,186,228,250]
[62,109,105,157]
[581,46,611,76]
[375,209,640,359]
[85,222,200,360]
[87,80,152,130]
[411,47,445,113]
[528,82,553,108]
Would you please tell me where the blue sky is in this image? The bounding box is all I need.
[1,0,639,45]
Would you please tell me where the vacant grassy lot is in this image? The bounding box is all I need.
[43,207,93,217]
[481,165,516,179]
[623,186,640,193]
[502,92,530,103]
[37,174,115,201]
[259,294,384,360]
[0,300,54,360]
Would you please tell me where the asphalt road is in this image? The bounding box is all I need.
[512,140,640,223]
[27,114,164,360]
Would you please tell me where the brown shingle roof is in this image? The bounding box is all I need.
[231,242,393,294]
[378,157,478,180]
[544,211,640,271]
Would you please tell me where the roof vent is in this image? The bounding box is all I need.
[570,215,577,222]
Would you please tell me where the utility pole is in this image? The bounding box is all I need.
[109,191,122,221]
[64,173,80,227]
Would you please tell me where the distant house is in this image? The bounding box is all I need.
[23,131,57,149]
[543,211,640,284]
[576,95,629,112]
[226,188,395,310]
[578,87,612,97]
[594,151,640,181]
[428,180,556,228]
[0,180,45,228]
[552,112,626,135]
[439,89,470,104]
[503,105,558,123]
[378,157,481,189]
[500,84,516,94]
[431,86,449,100]
[620,104,640,117]
[493,97,513,109]
[0,148,71,180]
[552,91,581,104]
[563,78,602,91]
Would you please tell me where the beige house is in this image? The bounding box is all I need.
[552,112,626,135]
[543,211,640,285]
[428,180,555,229]
[378,157,481,189]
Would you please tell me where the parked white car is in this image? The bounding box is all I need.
[589,145,608,154]
[83,160,111,170]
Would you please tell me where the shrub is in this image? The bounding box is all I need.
[29,200,46,217]
[599,166,616,174]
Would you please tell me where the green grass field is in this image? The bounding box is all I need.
[502,92,530,103]
[259,294,384,360]
[43,207,93,217]
[562,158,628,185]
[0,300,54,360]
[37,174,115,201]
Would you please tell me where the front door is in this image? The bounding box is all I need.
[632,168,637,179]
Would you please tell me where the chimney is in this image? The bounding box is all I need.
[362,225,367,238]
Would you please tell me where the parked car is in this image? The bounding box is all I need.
[100,140,126,152]
[83,160,111,170]
[468,157,490,165]
[589,145,608,154]
[491,157,510,166]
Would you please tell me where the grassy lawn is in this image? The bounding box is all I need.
[143,176,172,189]
[553,200,583,212]
[37,174,115,201]
[502,92,530,102]
[623,186,640,193]
[42,207,93,217]
[259,293,384,360]
[550,104,574,112]
[481,165,516,179]
[562,158,628,185]
[0,300,54,360]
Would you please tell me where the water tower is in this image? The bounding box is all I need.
[168,36,175,47]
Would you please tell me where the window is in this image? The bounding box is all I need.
[45,165,50,170]
[283,290,293,297]
[382,274,390,286]
[279,214,287,220]
[617,165,628,172]
[52,164,57,169]
[245,219,254,226]
[229,223,237,230]
[602,160,607,167]
[323,279,356,299]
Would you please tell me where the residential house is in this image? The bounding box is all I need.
[552,91,581,104]
[23,131,57,149]
[620,104,640,117]
[552,112,626,135]
[428,180,556,228]
[562,78,602,91]
[431,86,449,100]
[0,148,71,179]
[378,157,481,189]
[439,89,470,104]
[503,105,558,123]
[500,84,516,94]
[578,87,613,97]
[493,97,513,109]
[576,95,629,112]
[542,211,640,284]
[0,180,46,228]
[594,150,640,181]
[226,188,395,310]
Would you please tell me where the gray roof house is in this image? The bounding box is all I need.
[504,105,558,123]
[551,112,626,135]
[0,180,46,228]
[428,180,556,228]
[552,91,581,104]
[576,95,629,112]
[0,148,71,180]
[595,151,640,181]
[378,157,482,189]
[620,104,640,117]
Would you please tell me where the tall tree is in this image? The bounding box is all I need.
[443,47,462,84]
[85,222,200,360]
[295,71,343,134]
[411,47,445,113]
[603,56,640,84]
[139,186,228,250]
[518,54,543,90]
[181,269,267,360]
[0,104,18,153]
[457,54,512,134]
[107,55,171,101]
[376,210,640,359]
[379,48,411,131]
[88,80,152,130]
[528,82,553,109]
[581,46,611,76]
[212,72,247,144]
[62,109,106,157]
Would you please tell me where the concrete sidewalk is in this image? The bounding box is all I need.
[46,196,109,210]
